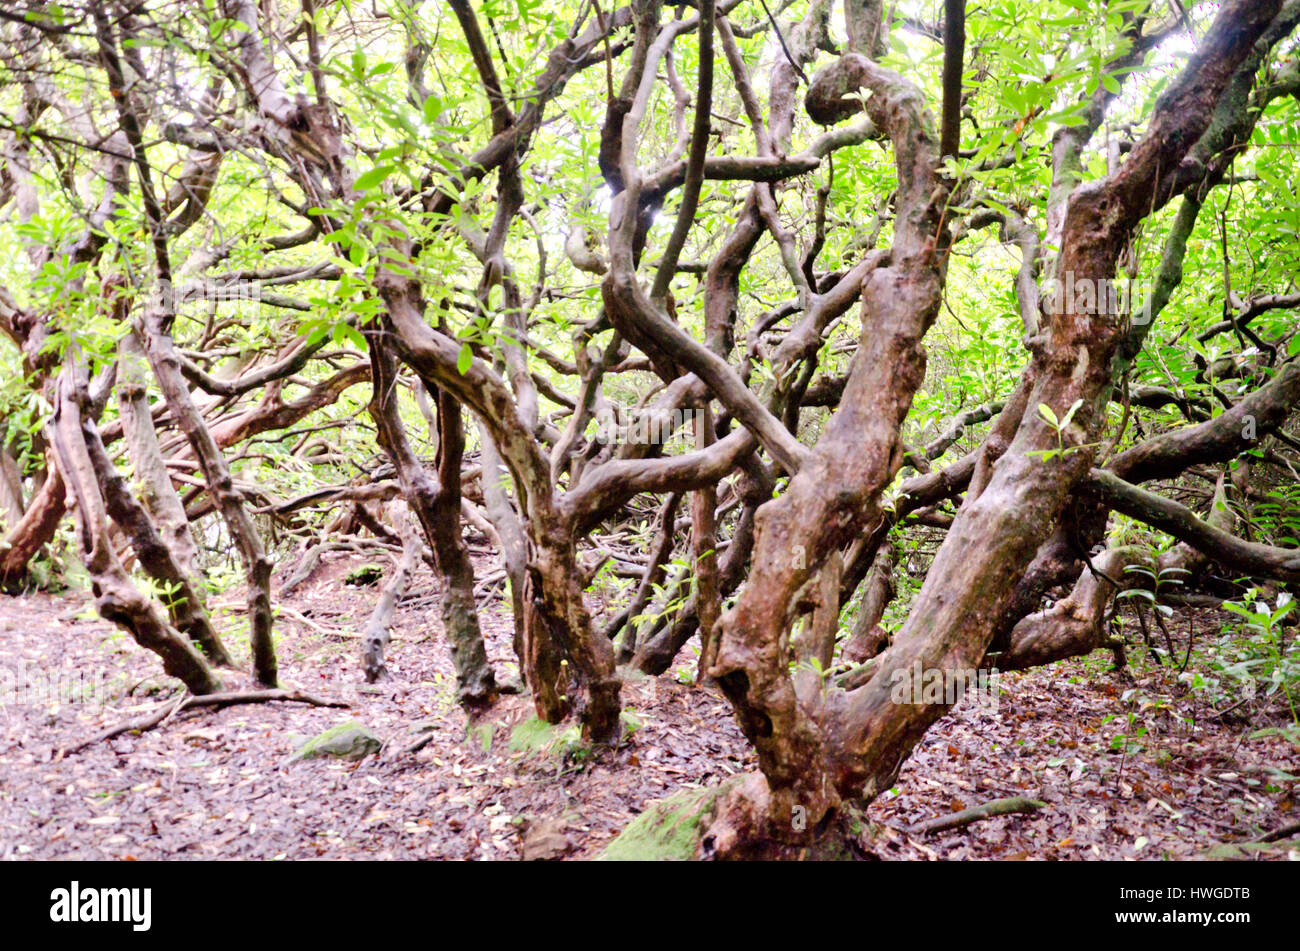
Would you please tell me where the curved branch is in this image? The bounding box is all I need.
[1087,469,1300,584]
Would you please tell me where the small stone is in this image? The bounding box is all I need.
[520,818,571,861]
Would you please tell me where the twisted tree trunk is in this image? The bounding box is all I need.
[0,456,63,590]
[366,336,497,705]
[699,0,1286,854]
[51,366,221,695]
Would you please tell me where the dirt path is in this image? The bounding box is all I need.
[1,555,1295,860]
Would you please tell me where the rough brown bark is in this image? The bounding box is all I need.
[80,409,234,667]
[693,406,722,679]
[841,542,895,664]
[1087,469,1300,585]
[711,46,953,829]
[116,329,201,576]
[431,386,499,705]
[820,0,1284,815]
[138,306,279,687]
[0,455,64,590]
[94,6,279,688]
[366,336,497,705]
[374,263,622,742]
[696,0,1286,853]
[360,525,420,683]
[51,366,222,696]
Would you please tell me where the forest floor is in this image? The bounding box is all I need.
[1,549,1297,861]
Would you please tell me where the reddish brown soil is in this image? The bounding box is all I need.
[0,553,1295,860]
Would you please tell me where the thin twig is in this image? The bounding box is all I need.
[755,0,806,83]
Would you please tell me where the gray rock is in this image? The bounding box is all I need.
[288,720,382,763]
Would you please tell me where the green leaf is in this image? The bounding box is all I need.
[422,95,444,125]
[354,165,396,191]
[456,343,473,375]
[1117,589,1155,602]
[333,323,366,349]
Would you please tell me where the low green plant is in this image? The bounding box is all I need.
[1186,589,1297,720]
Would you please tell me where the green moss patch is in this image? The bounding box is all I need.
[288,720,382,762]
[508,716,588,760]
[598,786,723,861]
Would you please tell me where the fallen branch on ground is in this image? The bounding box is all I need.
[213,601,350,638]
[1253,820,1300,844]
[58,688,350,756]
[910,796,1047,837]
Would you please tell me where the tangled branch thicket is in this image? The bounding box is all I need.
[1,0,1299,856]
